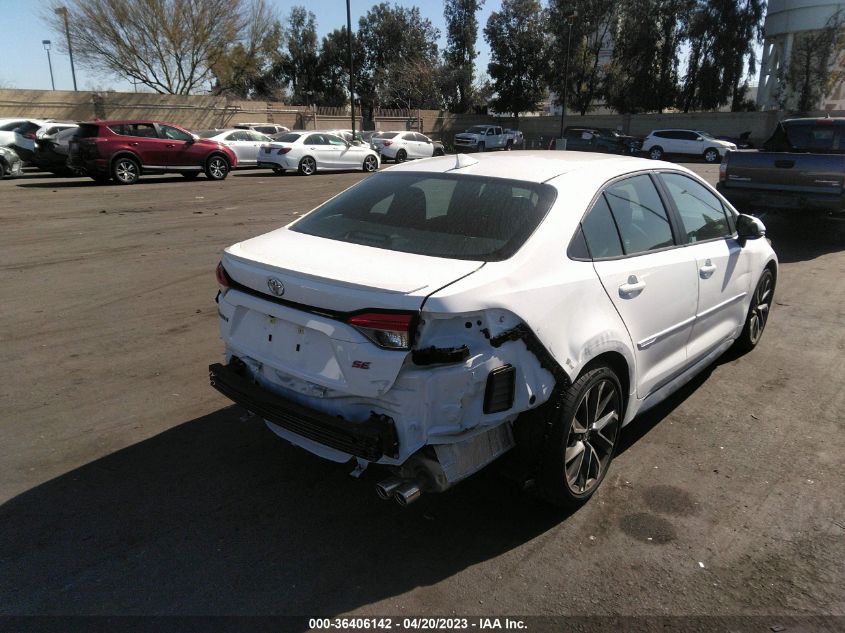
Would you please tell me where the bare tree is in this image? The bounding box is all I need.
[787,10,845,112]
[44,0,248,94]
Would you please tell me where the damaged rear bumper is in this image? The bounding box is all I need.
[209,359,399,461]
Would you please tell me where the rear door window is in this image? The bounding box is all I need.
[581,195,624,258]
[660,172,731,242]
[604,175,675,255]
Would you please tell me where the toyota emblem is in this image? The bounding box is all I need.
[267,277,285,296]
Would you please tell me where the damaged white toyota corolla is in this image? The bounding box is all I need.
[210,151,777,507]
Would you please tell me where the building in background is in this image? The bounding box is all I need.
[757,0,845,110]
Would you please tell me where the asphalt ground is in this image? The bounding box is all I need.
[0,160,843,627]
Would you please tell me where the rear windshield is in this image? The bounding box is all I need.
[75,124,102,138]
[377,132,398,139]
[291,172,557,261]
[0,120,26,131]
[274,133,301,143]
[466,126,489,134]
[16,122,40,135]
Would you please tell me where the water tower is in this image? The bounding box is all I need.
[756,0,845,109]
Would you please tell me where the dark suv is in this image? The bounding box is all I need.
[68,120,238,184]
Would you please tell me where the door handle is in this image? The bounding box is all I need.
[129,142,139,146]
[619,275,646,297]
[166,144,176,148]
[699,259,717,278]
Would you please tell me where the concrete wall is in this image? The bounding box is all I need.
[2,89,843,147]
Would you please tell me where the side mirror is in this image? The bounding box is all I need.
[736,214,766,244]
[188,134,198,143]
[695,136,703,141]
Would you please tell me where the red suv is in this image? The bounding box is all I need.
[68,120,238,185]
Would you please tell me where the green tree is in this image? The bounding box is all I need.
[281,6,320,105]
[603,0,687,113]
[442,0,484,113]
[357,2,440,113]
[786,11,845,112]
[211,0,284,99]
[484,0,550,123]
[678,0,765,112]
[548,0,621,116]
[316,28,352,108]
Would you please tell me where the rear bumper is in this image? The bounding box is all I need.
[209,359,399,461]
[717,183,845,212]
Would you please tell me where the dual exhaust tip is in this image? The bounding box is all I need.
[376,477,422,506]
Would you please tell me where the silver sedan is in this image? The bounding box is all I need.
[197,129,273,167]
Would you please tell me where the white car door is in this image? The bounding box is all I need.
[243,131,270,165]
[415,133,435,157]
[399,133,416,158]
[657,171,751,359]
[302,133,333,168]
[585,174,699,397]
[221,131,252,165]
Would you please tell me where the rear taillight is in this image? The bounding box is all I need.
[347,312,414,350]
[382,140,392,146]
[215,261,232,288]
[24,132,36,140]
[719,158,727,183]
[276,147,292,154]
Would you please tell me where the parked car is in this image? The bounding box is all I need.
[13,121,78,163]
[0,118,64,148]
[257,131,379,175]
[717,117,845,214]
[32,127,80,175]
[0,145,23,178]
[372,131,446,162]
[235,122,290,136]
[453,125,522,152]
[67,120,238,184]
[197,128,272,167]
[642,129,736,163]
[716,131,754,149]
[552,126,641,154]
[209,151,777,508]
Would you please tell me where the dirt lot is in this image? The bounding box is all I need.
[0,163,843,625]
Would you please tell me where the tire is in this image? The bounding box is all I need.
[298,156,316,176]
[112,156,140,185]
[395,149,407,163]
[733,268,775,354]
[181,171,199,179]
[648,146,664,160]
[205,155,229,180]
[433,148,445,157]
[703,147,720,163]
[477,142,486,153]
[362,154,378,172]
[505,140,513,151]
[537,366,623,508]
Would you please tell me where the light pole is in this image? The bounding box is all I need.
[43,40,55,90]
[346,0,356,140]
[558,10,577,140]
[54,6,77,91]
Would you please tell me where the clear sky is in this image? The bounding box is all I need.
[0,0,499,92]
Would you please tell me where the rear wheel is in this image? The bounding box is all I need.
[298,156,316,175]
[648,146,664,160]
[733,268,775,353]
[362,154,378,172]
[505,140,513,151]
[395,149,407,163]
[205,155,229,180]
[112,157,140,185]
[433,148,444,156]
[703,147,720,163]
[538,366,623,508]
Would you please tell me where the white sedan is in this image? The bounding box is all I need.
[372,130,444,162]
[210,152,777,507]
[197,129,273,167]
[257,131,379,175]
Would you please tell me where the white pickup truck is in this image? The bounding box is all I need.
[453,125,523,152]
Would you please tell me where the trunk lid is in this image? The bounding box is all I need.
[218,229,483,398]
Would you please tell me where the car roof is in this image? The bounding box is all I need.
[80,120,182,126]
[383,151,659,184]
[782,117,845,126]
